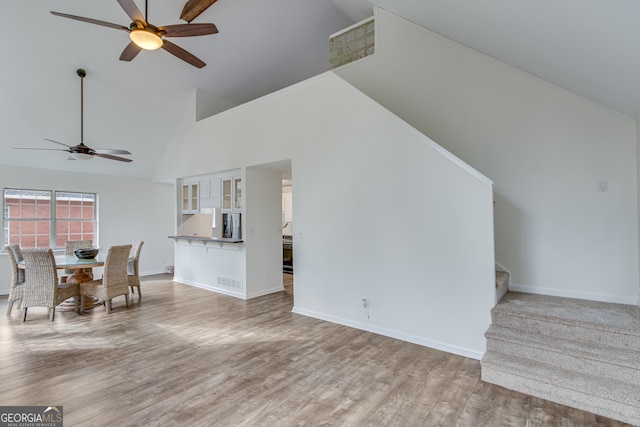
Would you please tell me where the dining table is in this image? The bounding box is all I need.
[17,253,107,310]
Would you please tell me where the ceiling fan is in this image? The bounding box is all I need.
[13,69,133,163]
[51,0,218,68]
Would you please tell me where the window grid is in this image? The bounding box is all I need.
[3,188,96,250]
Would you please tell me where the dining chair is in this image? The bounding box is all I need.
[62,239,93,282]
[5,245,25,316]
[80,245,131,313]
[20,249,80,322]
[128,240,144,300]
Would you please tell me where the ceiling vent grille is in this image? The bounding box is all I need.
[329,17,375,69]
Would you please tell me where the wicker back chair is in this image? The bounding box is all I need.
[63,240,94,279]
[80,245,131,313]
[5,245,26,316]
[20,249,80,322]
[127,240,144,300]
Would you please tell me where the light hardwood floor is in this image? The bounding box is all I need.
[0,274,632,427]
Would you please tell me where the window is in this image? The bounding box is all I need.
[3,188,96,249]
[55,192,96,247]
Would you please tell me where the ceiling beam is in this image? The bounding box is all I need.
[180,0,218,23]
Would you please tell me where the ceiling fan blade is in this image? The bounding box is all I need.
[120,42,142,61]
[180,0,218,23]
[50,11,129,31]
[44,138,72,148]
[12,147,69,152]
[160,23,218,37]
[94,153,133,162]
[117,0,146,25]
[162,40,206,68]
[93,148,132,155]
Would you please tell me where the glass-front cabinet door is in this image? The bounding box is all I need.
[234,177,242,210]
[190,183,199,212]
[182,184,190,212]
[181,182,199,213]
[222,178,232,210]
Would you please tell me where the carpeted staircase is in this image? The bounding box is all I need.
[481,291,640,426]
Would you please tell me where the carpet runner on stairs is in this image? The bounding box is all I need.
[481,291,640,426]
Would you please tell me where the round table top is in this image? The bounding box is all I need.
[54,254,107,269]
[17,253,107,269]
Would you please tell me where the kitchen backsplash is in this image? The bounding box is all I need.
[178,213,214,237]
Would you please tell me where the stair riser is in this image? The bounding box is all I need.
[486,337,640,385]
[482,352,639,410]
[492,311,640,351]
[481,365,640,426]
[495,272,509,304]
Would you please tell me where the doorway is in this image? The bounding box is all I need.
[282,169,294,297]
[247,159,294,302]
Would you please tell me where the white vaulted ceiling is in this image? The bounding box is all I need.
[2,0,639,180]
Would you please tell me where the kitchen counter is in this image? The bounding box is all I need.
[168,235,243,244]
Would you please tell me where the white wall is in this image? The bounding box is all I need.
[0,166,175,294]
[245,166,284,298]
[336,8,639,304]
[173,239,246,298]
[155,73,495,358]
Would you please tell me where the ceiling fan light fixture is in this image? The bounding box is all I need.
[70,152,93,161]
[130,28,163,50]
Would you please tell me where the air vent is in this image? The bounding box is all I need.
[329,17,375,69]
[217,276,244,291]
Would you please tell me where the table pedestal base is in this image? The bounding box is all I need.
[58,268,100,312]
[65,269,94,285]
[57,296,103,312]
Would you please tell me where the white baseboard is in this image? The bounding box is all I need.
[140,270,171,276]
[173,278,284,301]
[291,306,484,360]
[509,283,637,305]
[0,271,165,297]
[174,277,246,299]
[246,286,284,299]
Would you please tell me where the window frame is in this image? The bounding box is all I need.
[3,187,98,250]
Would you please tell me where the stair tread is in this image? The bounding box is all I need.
[494,292,640,335]
[481,355,640,426]
[481,351,640,407]
[486,325,639,366]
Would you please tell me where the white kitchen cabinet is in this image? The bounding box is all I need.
[222,178,232,211]
[234,177,243,210]
[181,182,199,214]
[200,178,221,209]
[199,179,210,200]
[209,178,221,199]
[222,176,242,212]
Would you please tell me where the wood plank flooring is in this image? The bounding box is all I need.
[0,274,633,426]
